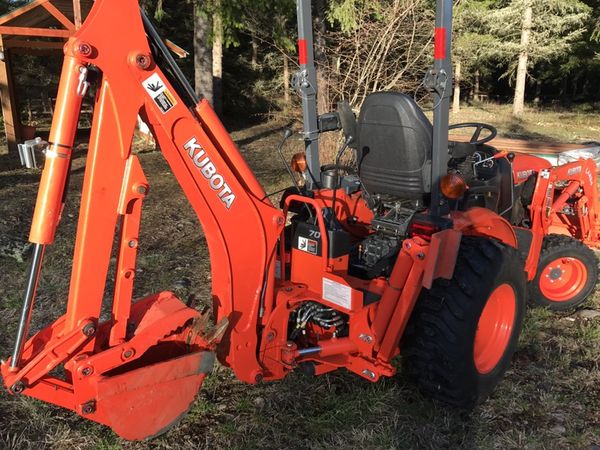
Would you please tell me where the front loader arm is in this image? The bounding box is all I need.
[7,0,284,394]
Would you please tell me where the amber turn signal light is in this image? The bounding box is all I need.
[291,153,307,173]
[440,173,468,199]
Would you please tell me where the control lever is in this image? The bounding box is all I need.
[276,128,300,194]
[328,135,355,229]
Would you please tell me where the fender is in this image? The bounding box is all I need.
[451,207,518,248]
[512,153,551,185]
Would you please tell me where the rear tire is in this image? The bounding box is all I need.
[528,234,598,311]
[402,236,526,408]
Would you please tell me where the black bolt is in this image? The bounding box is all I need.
[10,381,25,394]
[254,373,264,383]
[82,323,96,337]
[77,43,92,57]
[81,401,96,415]
[135,54,152,70]
[81,367,93,377]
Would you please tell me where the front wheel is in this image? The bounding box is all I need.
[529,234,598,311]
[402,236,526,408]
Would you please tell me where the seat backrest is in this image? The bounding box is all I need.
[357,92,433,199]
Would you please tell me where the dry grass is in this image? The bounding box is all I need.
[449,103,600,143]
[0,105,599,450]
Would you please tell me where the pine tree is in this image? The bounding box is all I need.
[486,0,590,116]
[452,0,496,112]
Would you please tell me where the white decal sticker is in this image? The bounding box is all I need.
[298,236,318,255]
[585,168,594,188]
[184,137,236,209]
[323,278,352,310]
[143,73,177,114]
[517,169,533,180]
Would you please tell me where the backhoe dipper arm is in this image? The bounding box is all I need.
[9,0,284,384]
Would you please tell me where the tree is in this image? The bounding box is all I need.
[160,0,243,112]
[487,0,590,116]
[212,1,223,114]
[193,4,213,104]
[0,0,26,15]
[325,0,434,108]
[237,0,296,108]
[513,0,532,116]
[452,0,496,112]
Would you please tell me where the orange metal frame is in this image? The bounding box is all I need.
[511,153,600,278]
[1,0,526,440]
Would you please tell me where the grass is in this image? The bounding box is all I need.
[0,104,599,449]
[450,103,600,143]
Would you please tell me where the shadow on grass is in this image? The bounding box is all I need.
[0,151,22,173]
[504,119,563,143]
[233,120,296,147]
[198,369,485,449]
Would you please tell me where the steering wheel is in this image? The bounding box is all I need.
[321,164,355,174]
[449,122,497,146]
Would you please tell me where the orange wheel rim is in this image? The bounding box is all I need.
[538,257,588,302]
[473,284,516,374]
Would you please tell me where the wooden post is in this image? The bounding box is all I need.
[0,37,21,155]
[41,1,75,31]
[73,0,82,29]
[453,60,461,113]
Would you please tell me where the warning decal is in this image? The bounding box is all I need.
[322,278,352,310]
[143,73,177,114]
[298,236,318,255]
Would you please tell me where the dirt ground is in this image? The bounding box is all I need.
[0,105,599,449]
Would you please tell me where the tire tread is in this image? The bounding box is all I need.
[402,236,526,408]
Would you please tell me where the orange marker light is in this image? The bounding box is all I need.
[291,153,307,173]
[440,173,468,199]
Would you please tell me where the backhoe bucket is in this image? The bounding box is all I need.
[96,350,212,440]
[2,293,224,441]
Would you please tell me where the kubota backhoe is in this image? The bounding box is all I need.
[2,0,533,440]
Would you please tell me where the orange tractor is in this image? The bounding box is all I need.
[314,107,599,312]
[1,0,597,441]
[440,124,599,310]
